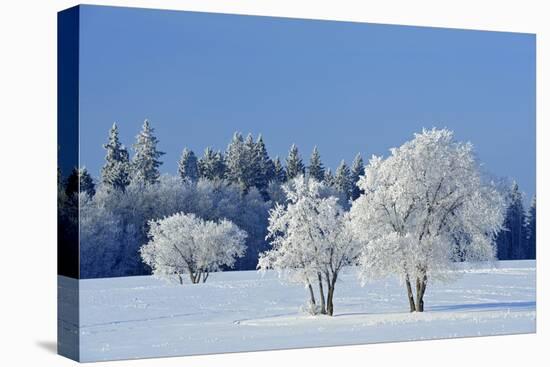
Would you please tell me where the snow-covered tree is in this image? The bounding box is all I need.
[496,182,526,260]
[140,212,247,284]
[225,132,248,190]
[259,176,359,316]
[334,160,352,200]
[178,148,199,183]
[198,147,226,181]
[323,168,334,187]
[101,123,131,192]
[308,146,325,181]
[350,153,364,201]
[132,119,165,185]
[350,128,505,312]
[272,156,287,183]
[254,135,275,198]
[524,196,536,259]
[286,144,305,180]
[78,167,95,197]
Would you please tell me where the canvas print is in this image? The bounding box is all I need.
[57,5,536,362]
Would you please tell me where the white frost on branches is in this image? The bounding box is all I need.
[140,212,247,284]
[258,176,359,315]
[350,128,505,311]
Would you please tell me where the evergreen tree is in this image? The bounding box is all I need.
[79,167,96,197]
[350,153,365,200]
[308,146,325,181]
[132,119,165,185]
[324,168,334,187]
[198,147,226,181]
[65,167,79,197]
[524,196,536,259]
[253,135,275,197]
[334,160,352,199]
[244,133,261,190]
[496,182,526,260]
[101,123,131,192]
[286,144,305,180]
[225,132,247,190]
[273,156,287,183]
[178,148,199,183]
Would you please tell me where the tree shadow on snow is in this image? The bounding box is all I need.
[429,301,535,312]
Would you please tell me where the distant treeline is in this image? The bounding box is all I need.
[58,120,536,279]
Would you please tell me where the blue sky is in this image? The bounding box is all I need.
[78,5,536,200]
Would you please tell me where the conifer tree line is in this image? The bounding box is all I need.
[58,121,536,282]
[177,131,366,202]
[495,182,536,260]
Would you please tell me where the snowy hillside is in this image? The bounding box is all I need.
[69,260,535,362]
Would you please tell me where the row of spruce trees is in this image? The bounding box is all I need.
[61,120,536,274]
[496,182,536,260]
[68,120,366,203]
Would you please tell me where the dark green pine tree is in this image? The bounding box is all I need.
[132,119,165,185]
[334,160,352,199]
[101,123,131,192]
[272,156,287,183]
[285,144,305,180]
[178,148,199,182]
[308,146,325,182]
[350,153,365,200]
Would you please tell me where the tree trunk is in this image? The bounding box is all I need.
[415,273,428,312]
[405,276,416,312]
[307,281,317,306]
[326,274,338,316]
[202,271,209,283]
[177,273,183,285]
[317,273,327,314]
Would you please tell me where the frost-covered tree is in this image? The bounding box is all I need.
[272,156,287,183]
[350,128,505,312]
[140,212,247,284]
[101,123,131,192]
[254,135,275,197]
[225,132,275,195]
[178,148,199,183]
[78,167,95,197]
[79,174,270,278]
[286,144,305,180]
[259,176,359,316]
[496,182,526,260]
[334,160,352,200]
[198,147,226,181]
[350,153,364,201]
[132,119,165,185]
[308,146,325,181]
[225,132,248,190]
[524,196,536,259]
[323,168,334,187]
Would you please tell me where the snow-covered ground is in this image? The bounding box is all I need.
[67,260,535,362]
